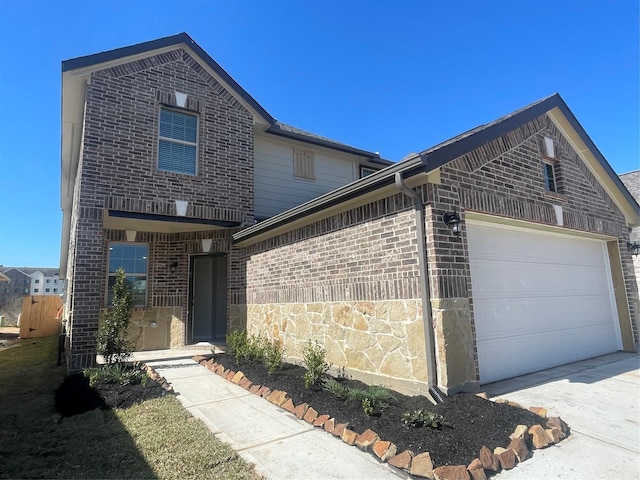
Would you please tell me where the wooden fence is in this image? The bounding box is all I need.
[20,295,63,338]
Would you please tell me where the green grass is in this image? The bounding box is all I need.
[0,336,260,479]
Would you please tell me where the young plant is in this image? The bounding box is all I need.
[401,409,452,429]
[302,340,330,389]
[245,334,266,362]
[347,385,395,413]
[322,377,350,399]
[96,267,134,365]
[361,397,373,417]
[83,363,145,387]
[226,330,248,363]
[262,339,284,375]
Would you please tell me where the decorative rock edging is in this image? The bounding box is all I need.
[192,355,569,480]
[133,361,175,393]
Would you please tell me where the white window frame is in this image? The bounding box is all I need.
[158,107,199,176]
[360,166,378,178]
[543,160,557,193]
[106,242,149,308]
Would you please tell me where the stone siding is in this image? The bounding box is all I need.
[246,300,428,395]
[66,48,254,370]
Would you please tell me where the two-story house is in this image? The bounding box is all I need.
[61,33,389,372]
[61,33,638,395]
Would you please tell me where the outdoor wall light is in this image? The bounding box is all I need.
[443,212,462,237]
[628,241,640,256]
[169,261,179,273]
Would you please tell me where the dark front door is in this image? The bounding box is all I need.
[189,254,227,342]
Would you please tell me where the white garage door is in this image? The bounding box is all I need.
[467,221,621,384]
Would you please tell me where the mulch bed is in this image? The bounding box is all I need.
[208,353,547,468]
[54,372,172,417]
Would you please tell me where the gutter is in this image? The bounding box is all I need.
[394,170,445,403]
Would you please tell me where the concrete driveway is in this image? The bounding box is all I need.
[484,352,639,480]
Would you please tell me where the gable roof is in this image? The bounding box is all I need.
[62,32,385,163]
[234,93,640,245]
[620,170,640,203]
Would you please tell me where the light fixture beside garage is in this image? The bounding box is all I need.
[628,241,640,256]
[443,212,462,237]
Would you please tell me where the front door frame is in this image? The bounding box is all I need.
[187,253,228,344]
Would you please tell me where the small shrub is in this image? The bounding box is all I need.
[83,364,145,387]
[245,335,266,362]
[226,330,248,363]
[96,268,134,365]
[322,377,350,399]
[262,340,284,375]
[361,397,373,416]
[401,409,452,429]
[346,385,395,412]
[302,340,330,389]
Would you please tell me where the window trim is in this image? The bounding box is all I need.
[542,159,558,193]
[106,242,149,308]
[157,107,199,176]
[360,166,378,178]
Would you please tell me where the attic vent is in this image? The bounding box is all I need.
[544,137,555,158]
[175,92,188,108]
[294,148,315,180]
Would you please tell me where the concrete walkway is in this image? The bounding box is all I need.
[133,349,407,480]
[484,352,640,480]
[132,349,640,480]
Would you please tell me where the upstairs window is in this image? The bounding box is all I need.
[158,108,198,175]
[360,166,378,178]
[107,243,148,307]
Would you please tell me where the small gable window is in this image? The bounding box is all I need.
[360,166,378,178]
[543,161,557,193]
[158,108,198,175]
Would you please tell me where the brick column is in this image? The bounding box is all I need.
[67,207,104,372]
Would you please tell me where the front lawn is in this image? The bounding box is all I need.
[0,336,260,479]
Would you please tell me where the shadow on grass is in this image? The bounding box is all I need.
[0,336,158,479]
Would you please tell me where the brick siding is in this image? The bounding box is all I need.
[237,113,638,391]
[66,48,254,370]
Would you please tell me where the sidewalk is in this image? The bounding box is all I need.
[137,351,407,480]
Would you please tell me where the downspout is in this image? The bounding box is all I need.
[394,172,446,403]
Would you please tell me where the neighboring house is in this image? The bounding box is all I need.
[620,170,640,285]
[0,272,10,283]
[60,34,639,396]
[60,33,389,372]
[0,268,31,308]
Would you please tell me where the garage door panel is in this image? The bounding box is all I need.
[478,322,618,383]
[473,294,616,341]
[471,260,611,298]
[467,222,620,384]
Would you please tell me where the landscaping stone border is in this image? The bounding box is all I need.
[134,361,175,393]
[192,355,570,480]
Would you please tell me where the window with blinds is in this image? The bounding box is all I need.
[158,108,198,175]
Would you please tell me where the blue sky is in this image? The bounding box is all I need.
[0,0,638,268]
